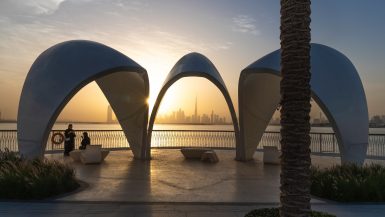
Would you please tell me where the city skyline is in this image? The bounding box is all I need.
[155,97,228,124]
[155,108,228,125]
[102,95,337,125]
[370,115,385,127]
[2,100,384,128]
[0,1,385,121]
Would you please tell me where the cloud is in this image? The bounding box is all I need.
[0,0,66,17]
[112,0,149,11]
[215,42,233,50]
[232,15,260,36]
[0,0,232,75]
[25,0,66,15]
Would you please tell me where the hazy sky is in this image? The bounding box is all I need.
[0,0,384,122]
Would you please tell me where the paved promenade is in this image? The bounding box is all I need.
[1,201,385,217]
[1,150,385,216]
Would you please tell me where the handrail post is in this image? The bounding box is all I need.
[51,131,54,151]
[319,133,322,153]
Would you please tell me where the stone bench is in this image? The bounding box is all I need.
[263,146,280,164]
[180,148,212,159]
[69,145,109,163]
[201,150,219,163]
[181,148,219,163]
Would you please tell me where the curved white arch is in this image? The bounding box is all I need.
[239,43,369,164]
[146,53,241,160]
[17,40,149,159]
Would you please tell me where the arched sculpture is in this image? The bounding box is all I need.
[147,53,241,160]
[17,40,149,159]
[239,43,368,164]
[18,40,369,164]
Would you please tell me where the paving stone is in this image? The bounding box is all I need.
[134,211,186,217]
[1,151,385,217]
[186,211,238,217]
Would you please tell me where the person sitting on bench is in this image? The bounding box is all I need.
[79,132,90,150]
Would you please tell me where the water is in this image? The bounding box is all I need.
[1,122,384,134]
[0,123,235,131]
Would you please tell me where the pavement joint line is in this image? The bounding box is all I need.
[1,201,281,206]
[3,200,385,206]
[3,200,385,207]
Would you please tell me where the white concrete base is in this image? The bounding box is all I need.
[69,145,109,163]
[263,146,280,164]
[180,148,212,159]
[201,150,219,163]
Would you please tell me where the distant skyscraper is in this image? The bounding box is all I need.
[194,96,198,122]
[211,110,214,124]
[191,96,199,123]
[107,105,113,123]
[201,114,210,124]
[176,108,185,123]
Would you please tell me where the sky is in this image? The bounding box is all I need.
[0,0,384,122]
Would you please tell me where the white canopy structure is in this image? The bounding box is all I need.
[239,43,368,164]
[17,40,368,164]
[17,40,149,159]
[146,53,241,160]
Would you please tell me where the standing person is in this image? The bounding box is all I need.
[64,124,76,156]
[80,132,90,150]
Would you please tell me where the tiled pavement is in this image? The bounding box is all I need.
[1,202,385,217]
[2,150,385,216]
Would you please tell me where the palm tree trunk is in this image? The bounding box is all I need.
[280,0,312,216]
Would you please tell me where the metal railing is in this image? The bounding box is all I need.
[259,132,340,154]
[1,129,385,159]
[0,130,18,152]
[151,130,235,149]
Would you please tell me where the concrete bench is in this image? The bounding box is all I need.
[201,150,219,163]
[69,145,109,163]
[180,148,212,159]
[263,146,280,164]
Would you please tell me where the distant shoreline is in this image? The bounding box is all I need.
[0,120,16,123]
[0,120,111,124]
[1,120,385,128]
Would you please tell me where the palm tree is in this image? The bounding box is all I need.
[279,0,312,216]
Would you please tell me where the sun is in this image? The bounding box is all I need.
[157,94,175,115]
[135,53,181,115]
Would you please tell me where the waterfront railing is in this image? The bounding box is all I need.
[1,130,385,159]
